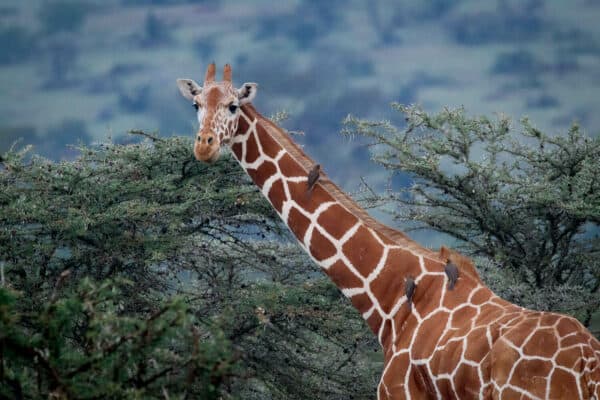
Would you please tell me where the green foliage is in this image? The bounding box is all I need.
[344,105,600,334]
[0,279,231,399]
[0,135,381,398]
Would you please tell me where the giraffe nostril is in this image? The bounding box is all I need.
[197,135,202,141]
[207,137,214,144]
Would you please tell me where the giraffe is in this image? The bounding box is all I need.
[176,64,600,399]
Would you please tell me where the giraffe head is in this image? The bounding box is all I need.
[176,63,258,163]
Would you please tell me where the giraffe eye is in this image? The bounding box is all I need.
[228,103,238,113]
[193,103,199,111]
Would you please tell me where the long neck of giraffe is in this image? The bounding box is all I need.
[230,104,448,350]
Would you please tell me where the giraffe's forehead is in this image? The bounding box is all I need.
[199,84,237,106]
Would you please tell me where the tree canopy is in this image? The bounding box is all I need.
[344,104,600,333]
[0,135,380,399]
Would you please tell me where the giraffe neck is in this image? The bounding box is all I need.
[230,105,453,351]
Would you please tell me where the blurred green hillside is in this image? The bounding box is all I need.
[1,0,600,246]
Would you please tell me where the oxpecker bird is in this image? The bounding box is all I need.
[306,164,321,194]
[405,276,416,310]
[445,261,459,290]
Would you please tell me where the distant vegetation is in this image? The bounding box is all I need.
[491,49,544,76]
[448,0,544,45]
[0,26,36,65]
[136,12,172,47]
[38,1,93,34]
[1,0,598,172]
[122,0,201,5]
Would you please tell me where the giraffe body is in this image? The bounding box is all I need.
[177,65,600,399]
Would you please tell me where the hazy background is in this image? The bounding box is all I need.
[2,0,600,245]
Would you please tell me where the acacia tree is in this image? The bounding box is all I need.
[344,104,600,334]
[0,134,380,399]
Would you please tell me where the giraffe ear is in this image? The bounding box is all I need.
[176,79,202,101]
[238,82,258,104]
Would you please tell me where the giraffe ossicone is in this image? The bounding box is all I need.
[176,64,600,399]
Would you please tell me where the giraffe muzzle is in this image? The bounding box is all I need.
[194,132,220,163]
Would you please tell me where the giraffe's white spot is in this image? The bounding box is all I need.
[196,108,205,126]
[261,174,279,198]
[319,255,339,270]
[363,305,376,320]
[366,246,389,283]
[341,287,365,298]
[286,176,309,183]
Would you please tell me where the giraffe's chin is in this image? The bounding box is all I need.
[194,143,221,163]
[196,149,220,164]
[207,151,220,163]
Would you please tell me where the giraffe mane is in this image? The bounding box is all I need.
[439,245,483,284]
[241,104,442,261]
